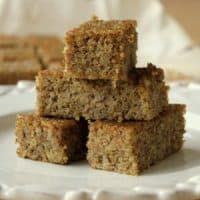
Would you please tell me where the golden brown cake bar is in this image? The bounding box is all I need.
[36,64,168,121]
[64,17,137,80]
[15,114,87,164]
[87,104,185,175]
[0,59,42,84]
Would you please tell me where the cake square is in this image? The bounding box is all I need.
[36,64,168,121]
[64,17,137,80]
[87,104,185,175]
[0,59,42,84]
[15,114,87,164]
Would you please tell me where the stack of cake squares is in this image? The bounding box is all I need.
[15,17,185,175]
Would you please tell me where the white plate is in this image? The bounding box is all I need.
[0,81,200,200]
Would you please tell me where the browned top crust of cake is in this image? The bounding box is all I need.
[130,63,164,83]
[79,17,136,32]
[38,63,164,85]
[17,114,78,130]
[92,104,186,128]
[65,17,137,43]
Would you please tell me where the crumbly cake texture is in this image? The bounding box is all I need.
[0,59,42,84]
[0,47,36,62]
[15,114,87,164]
[64,17,137,80]
[87,104,186,176]
[36,64,168,121]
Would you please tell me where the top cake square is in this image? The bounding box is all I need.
[64,17,137,80]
